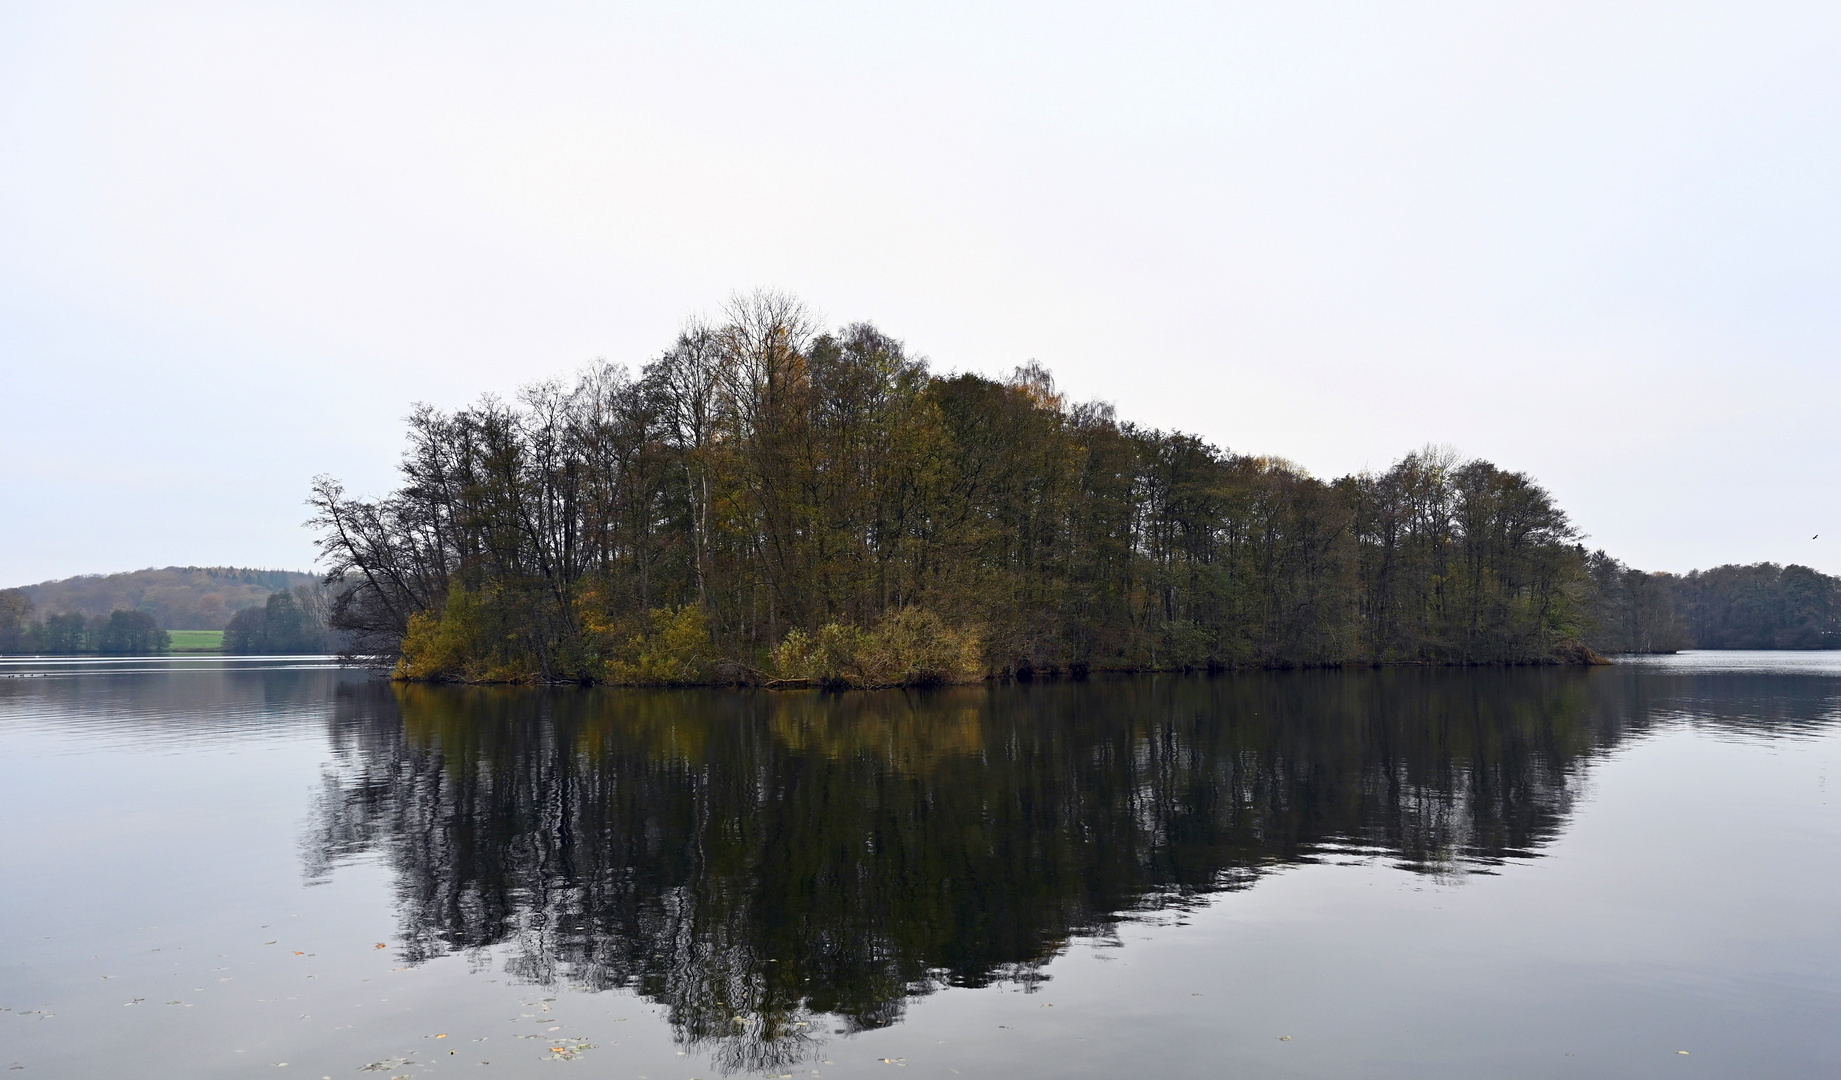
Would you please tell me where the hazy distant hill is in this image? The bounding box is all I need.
[12,567,319,630]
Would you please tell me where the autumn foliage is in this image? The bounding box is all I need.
[313,293,1605,684]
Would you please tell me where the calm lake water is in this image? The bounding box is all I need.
[3,655,1839,1079]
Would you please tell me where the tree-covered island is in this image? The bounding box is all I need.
[311,294,1617,685]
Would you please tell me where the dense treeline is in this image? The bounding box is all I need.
[0,593,169,655]
[312,293,1600,684]
[223,589,337,654]
[8,566,318,629]
[1584,556,1841,652]
[0,585,334,655]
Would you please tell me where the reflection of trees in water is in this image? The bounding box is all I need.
[305,670,1655,1072]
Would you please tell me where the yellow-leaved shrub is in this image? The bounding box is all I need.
[774,607,983,688]
[393,588,536,683]
[603,605,720,685]
[574,581,719,686]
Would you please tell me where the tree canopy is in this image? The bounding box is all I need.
[95,610,169,655]
[8,566,317,630]
[1584,556,1841,652]
[313,294,1600,683]
[0,602,171,655]
[223,590,331,654]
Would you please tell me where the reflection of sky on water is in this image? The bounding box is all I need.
[1614,649,1841,675]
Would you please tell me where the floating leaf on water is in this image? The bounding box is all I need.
[544,1038,596,1061]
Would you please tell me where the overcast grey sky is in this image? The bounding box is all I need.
[3,1,1837,587]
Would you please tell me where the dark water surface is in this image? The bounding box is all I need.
[4,655,1839,1078]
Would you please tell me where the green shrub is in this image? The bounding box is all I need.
[1156,620,1215,671]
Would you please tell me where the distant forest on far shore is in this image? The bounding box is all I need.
[3,560,1827,660]
[306,293,1841,686]
[7,566,319,629]
[0,574,337,656]
[1585,558,1840,653]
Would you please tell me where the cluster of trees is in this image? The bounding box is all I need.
[223,589,334,654]
[0,593,170,654]
[1583,556,1840,652]
[12,566,318,629]
[0,584,334,655]
[312,294,1598,684]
